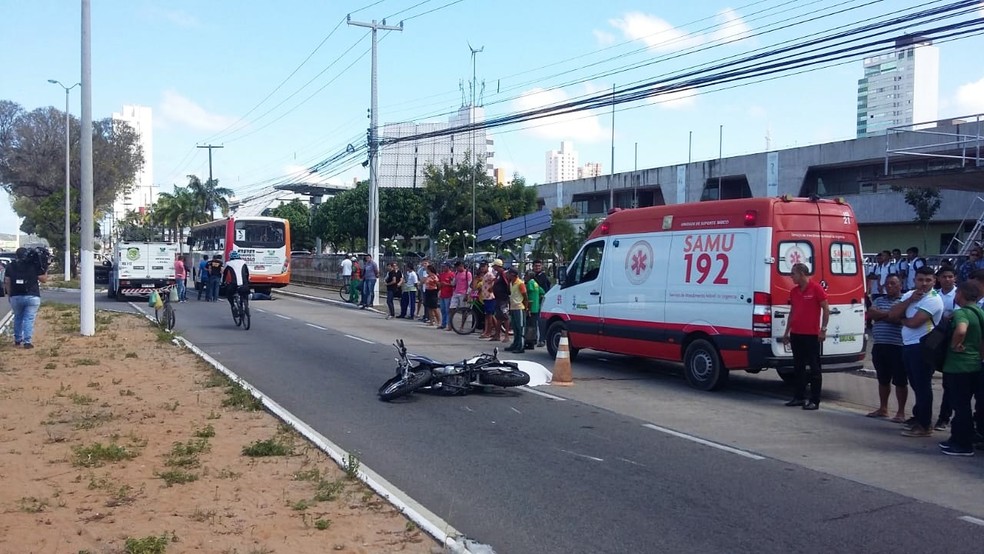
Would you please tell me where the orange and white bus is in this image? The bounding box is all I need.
[188,216,292,294]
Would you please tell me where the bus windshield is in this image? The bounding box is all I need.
[234,220,286,249]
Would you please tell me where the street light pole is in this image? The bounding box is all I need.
[48,79,81,281]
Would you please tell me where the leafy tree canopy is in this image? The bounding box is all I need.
[0,100,144,252]
[270,199,315,251]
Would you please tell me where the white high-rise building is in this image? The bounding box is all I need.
[578,162,602,179]
[111,105,155,221]
[377,106,494,188]
[545,141,579,183]
[856,35,939,137]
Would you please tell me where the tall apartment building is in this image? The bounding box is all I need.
[110,105,155,221]
[577,162,602,179]
[377,106,494,188]
[545,141,579,183]
[856,35,939,137]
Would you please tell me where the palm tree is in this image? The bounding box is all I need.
[154,187,207,251]
[186,175,234,220]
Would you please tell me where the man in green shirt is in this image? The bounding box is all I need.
[940,280,984,456]
[525,270,544,349]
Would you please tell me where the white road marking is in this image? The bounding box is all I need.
[275,314,291,320]
[463,406,474,412]
[520,387,566,400]
[959,515,984,527]
[306,323,327,330]
[345,334,373,344]
[559,449,604,462]
[643,423,765,461]
[255,308,267,313]
[617,457,645,467]
[510,407,521,414]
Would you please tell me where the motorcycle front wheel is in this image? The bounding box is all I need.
[479,368,530,387]
[378,370,432,401]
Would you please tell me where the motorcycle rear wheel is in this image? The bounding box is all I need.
[378,370,432,401]
[479,368,530,387]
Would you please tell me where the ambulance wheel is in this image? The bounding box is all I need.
[684,339,727,391]
[546,322,579,361]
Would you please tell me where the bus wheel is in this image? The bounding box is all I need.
[684,339,727,391]
[546,321,579,361]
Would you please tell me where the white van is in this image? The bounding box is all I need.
[109,241,178,300]
[540,197,867,390]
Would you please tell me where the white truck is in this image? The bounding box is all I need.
[108,241,178,301]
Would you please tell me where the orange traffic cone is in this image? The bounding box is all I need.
[552,330,573,386]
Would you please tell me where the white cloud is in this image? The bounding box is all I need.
[157,90,238,133]
[648,87,698,109]
[954,76,984,114]
[513,87,607,142]
[593,30,617,46]
[609,12,702,52]
[608,9,751,52]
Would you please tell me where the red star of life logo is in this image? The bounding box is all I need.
[788,248,805,265]
[631,250,648,275]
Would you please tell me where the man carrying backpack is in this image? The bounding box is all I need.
[900,246,926,292]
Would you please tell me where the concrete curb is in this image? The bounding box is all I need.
[276,287,385,315]
[125,301,478,552]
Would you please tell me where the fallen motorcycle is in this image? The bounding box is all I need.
[378,339,531,401]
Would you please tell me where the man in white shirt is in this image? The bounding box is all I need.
[874,250,895,298]
[889,265,944,437]
[340,256,352,280]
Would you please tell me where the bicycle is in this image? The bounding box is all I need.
[450,297,486,335]
[338,282,351,302]
[154,287,176,332]
[230,291,251,330]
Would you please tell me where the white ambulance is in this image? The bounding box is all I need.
[109,241,178,301]
[541,196,867,390]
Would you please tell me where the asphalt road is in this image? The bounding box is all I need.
[24,289,984,553]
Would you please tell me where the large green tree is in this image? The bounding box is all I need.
[270,199,315,251]
[0,100,143,256]
[151,186,206,250]
[311,181,429,252]
[422,159,538,255]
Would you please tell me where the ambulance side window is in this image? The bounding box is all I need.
[829,242,859,275]
[564,241,605,288]
[777,241,813,275]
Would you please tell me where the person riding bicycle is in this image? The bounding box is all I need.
[223,251,251,312]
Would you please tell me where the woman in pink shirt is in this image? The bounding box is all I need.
[174,255,187,302]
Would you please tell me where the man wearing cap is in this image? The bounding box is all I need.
[490,259,511,343]
[349,256,362,305]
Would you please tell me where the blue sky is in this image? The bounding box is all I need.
[2,0,983,236]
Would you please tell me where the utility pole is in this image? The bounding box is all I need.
[469,43,484,253]
[80,0,95,335]
[609,83,615,211]
[348,15,403,307]
[197,144,223,186]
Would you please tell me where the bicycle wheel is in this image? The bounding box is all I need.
[450,307,476,335]
[232,298,243,327]
[164,303,176,331]
[242,299,251,330]
[339,285,350,302]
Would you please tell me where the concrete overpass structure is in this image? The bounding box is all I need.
[535,114,983,255]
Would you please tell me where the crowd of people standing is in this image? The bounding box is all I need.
[865,246,984,456]
[340,254,552,354]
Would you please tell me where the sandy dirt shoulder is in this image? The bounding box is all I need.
[0,303,439,554]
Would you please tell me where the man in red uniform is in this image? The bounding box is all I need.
[782,262,831,411]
